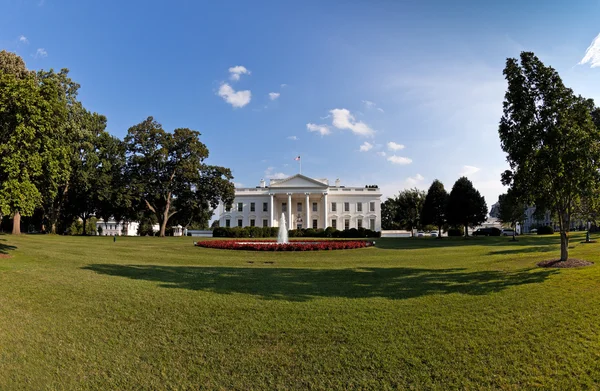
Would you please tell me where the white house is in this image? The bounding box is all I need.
[217,174,382,231]
[96,219,140,236]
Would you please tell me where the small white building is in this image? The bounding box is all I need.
[96,219,140,236]
[216,174,382,231]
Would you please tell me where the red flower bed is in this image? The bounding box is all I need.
[194,239,375,251]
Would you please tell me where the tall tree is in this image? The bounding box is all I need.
[497,190,525,241]
[381,198,399,230]
[0,55,70,234]
[389,188,426,237]
[125,117,235,237]
[446,177,487,237]
[498,52,600,261]
[421,179,449,238]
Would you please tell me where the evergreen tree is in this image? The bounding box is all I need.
[446,177,487,237]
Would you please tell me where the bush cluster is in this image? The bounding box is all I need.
[212,226,380,238]
[537,225,554,235]
[447,228,463,237]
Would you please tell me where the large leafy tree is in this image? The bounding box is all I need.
[381,198,399,230]
[386,188,426,236]
[0,53,70,234]
[446,177,487,237]
[421,179,449,238]
[497,190,525,241]
[125,117,234,237]
[499,52,600,261]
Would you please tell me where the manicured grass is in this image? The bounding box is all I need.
[1,233,599,390]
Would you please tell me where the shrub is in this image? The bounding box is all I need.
[195,239,375,251]
[537,225,554,235]
[212,227,380,238]
[447,228,462,237]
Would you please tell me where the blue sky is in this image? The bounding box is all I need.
[2,0,600,209]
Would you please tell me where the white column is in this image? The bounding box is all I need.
[269,193,274,227]
[287,193,292,230]
[305,193,310,229]
[323,192,328,228]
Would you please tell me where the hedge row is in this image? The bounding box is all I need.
[195,240,375,251]
[537,225,554,235]
[212,226,381,238]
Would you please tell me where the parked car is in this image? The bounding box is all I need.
[473,227,502,236]
[416,231,425,237]
[501,228,517,236]
[430,230,439,238]
[530,228,538,233]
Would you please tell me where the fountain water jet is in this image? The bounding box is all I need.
[277,213,289,244]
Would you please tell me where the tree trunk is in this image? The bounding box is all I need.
[438,226,442,239]
[464,224,469,237]
[560,231,569,261]
[82,216,87,236]
[160,197,171,237]
[12,211,21,235]
[51,222,57,234]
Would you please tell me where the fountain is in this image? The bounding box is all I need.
[277,213,289,244]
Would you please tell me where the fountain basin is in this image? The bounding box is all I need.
[194,240,374,251]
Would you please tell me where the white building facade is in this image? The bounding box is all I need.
[96,219,140,236]
[217,175,382,231]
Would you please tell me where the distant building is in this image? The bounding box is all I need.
[489,202,500,218]
[96,219,140,236]
[217,174,382,231]
[522,206,587,233]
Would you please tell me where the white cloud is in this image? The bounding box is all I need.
[234,182,244,188]
[287,136,298,141]
[387,155,412,165]
[265,166,288,180]
[228,65,250,81]
[377,107,384,113]
[218,83,251,108]
[579,33,600,68]
[359,141,373,152]
[330,108,375,137]
[406,173,425,186]
[280,83,287,88]
[460,165,480,177]
[34,48,47,58]
[306,123,331,136]
[387,141,405,151]
[269,92,280,100]
[362,100,376,108]
[377,151,387,157]
[18,35,28,44]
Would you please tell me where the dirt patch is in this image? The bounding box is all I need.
[0,254,12,259]
[537,259,594,268]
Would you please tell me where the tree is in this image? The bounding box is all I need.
[446,177,487,237]
[421,180,449,238]
[0,55,70,234]
[125,117,234,237]
[497,190,525,241]
[389,188,426,236]
[381,198,400,230]
[498,52,600,261]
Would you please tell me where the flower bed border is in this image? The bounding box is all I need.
[194,239,375,251]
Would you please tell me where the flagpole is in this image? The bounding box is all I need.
[300,158,302,175]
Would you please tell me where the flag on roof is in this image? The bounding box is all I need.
[294,155,301,160]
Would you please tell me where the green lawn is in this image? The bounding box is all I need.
[1,234,599,390]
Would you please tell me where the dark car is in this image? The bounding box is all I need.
[473,227,501,236]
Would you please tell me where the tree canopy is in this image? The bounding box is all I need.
[498,51,600,261]
[421,179,449,237]
[446,177,487,236]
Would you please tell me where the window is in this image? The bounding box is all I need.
[369,202,375,212]
[225,219,231,228]
[331,202,337,212]
[332,219,337,229]
[250,202,255,212]
[250,219,255,227]
[344,202,350,212]
[297,202,302,212]
[357,202,362,212]
[313,219,318,229]
[297,223,302,230]
[226,204,232,212]
[237,202,243,212]
[263,202,268,212]
[357,219,363,229]
[312,202,318,212]
[237,219,243,227]
[370,218,375,231]
[344,219,350,230]
[263,219,268,228]
[282,203,287,212]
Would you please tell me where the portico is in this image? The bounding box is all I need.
[217,174,382,231]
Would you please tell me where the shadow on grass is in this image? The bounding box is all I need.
[83,264,558,302]
[374,236,562,250]
[0,238,16,255]
[487,245,557,256]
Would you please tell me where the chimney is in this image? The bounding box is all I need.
[335,178,341,187]
[260,178,266,188]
